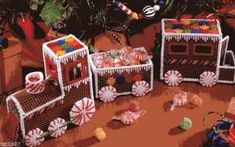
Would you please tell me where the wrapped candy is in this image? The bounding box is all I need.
[129,100,141,112]
[189,94,203,107]
[169,92,188,111]
[112,110,146,125]
[93,47,150,68]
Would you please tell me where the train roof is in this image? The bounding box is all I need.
[162,19,222,37]
[43,35,87,59]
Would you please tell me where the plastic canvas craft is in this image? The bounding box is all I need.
[160,19,235,87]
[5,35,95,146]
[89,47,154,102]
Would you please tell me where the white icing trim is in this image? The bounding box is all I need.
[63,77,90,92]
[11,96,26,137]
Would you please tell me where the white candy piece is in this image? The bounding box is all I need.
[199,71,217,87]
[98,86,117,102]
[164,70,183,86]
[25,128,44,147]
[48,118,67,138]
[132,80,150,97]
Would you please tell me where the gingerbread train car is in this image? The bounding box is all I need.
[4,35,95,146]
[160,19,235,87]
[89,47,154,102]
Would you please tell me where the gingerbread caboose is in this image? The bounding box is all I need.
[5,35,95,146]
[160,19,235,87]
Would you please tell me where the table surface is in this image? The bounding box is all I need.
[0,80,231,147]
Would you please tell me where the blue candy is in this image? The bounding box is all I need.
[116,76,125,85]
[56,40,65,45]
[65,47,74,53]
[173,24,182,29]
[199,20,208,25]
[192,29,201,33]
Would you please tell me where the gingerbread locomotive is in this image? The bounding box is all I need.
[160,19,235,87]
[5,35,95,146]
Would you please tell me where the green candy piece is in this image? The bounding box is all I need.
[183,29,191,33]
[165,24,173,29]
[180,117,192,131]
[61,43,69,49]
[210,25,217,30]
[191,20,199,24]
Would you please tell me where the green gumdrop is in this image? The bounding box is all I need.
[180,117,192,131]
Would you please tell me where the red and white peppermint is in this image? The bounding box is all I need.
[170,92,188,111]
[48,118,67,138]
[25,128,44,147]
[70,98,95,126]
[199,71,217,87]
[164,70,183,86]
[25,72,45,94]
[98,86,117,102]
[132,81,150,97]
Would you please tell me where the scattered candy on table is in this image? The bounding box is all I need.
[129,100,141,112]
[112,109,146,125]
[92,46,150,68]
[94,128,106,141]
[189,94,203,107]
[180,117,192,131]
[169,92,188,111]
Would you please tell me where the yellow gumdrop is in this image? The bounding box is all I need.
[94,128,106,141]
[56,50,65,56]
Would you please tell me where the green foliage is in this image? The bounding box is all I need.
[39,1,62,24]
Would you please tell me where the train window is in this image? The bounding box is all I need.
[65,61,86,85]
[68,63,82,81]
[193,45,213,56]
[169,44,188,54]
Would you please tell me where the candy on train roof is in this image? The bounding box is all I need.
[46,36,84,57]
[162,19,221,35]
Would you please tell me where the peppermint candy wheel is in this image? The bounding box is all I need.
[132,80,150,97]
[48,118,67,138]
[70,98,95,126]
[199,71,217,87]
[98,86,117,102]
[164,70,183,86]
[25,128,44,147]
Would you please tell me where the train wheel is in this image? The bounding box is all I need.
[70,98,95,126]
[48,118,67,138]
[25,128,44,147]
[98,86,117,102]
[199,71,217,87]
[164,70,183,86]
[132,80,150,97]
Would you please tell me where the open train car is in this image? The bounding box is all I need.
[160,19,235,87]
